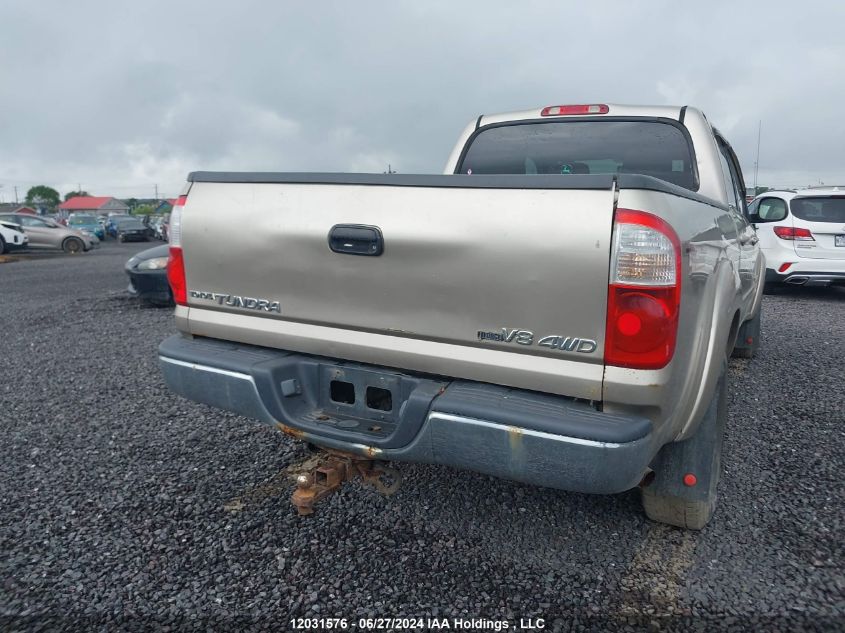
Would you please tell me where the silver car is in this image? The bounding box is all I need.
[0,213,95,253]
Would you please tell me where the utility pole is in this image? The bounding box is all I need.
[14,186,18,203]
[154,184,159,200]
[753,120,761,194]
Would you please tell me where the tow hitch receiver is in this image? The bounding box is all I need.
[291,449,402,516]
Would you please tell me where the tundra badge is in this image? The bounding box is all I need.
[189,290,281,313]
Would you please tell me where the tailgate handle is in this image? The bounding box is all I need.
[328,224,384,256]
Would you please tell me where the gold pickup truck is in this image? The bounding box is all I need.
[159,103,764,529]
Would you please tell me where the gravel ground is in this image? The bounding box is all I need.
[0,242,843,632]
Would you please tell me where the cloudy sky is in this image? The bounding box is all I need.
[1,1,843,201]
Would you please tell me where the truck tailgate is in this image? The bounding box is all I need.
[180,173,617,400]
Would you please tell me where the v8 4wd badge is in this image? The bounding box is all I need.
[477,328,597,354]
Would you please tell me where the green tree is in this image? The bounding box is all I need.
[133,204,156,215]
[127,198,139,210]
[64,190,90,201]
[25,185,61,211]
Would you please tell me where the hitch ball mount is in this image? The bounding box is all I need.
[290,449,402,516]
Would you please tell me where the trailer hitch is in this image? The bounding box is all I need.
[290,449,402,516]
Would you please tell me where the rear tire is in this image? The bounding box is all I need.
[641,359,728,530]
[63,237,84,254]
[0,235,6,255]
[732,307,762,359]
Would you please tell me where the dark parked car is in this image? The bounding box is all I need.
[125,244,172,306]
[106,215,131,239]
[115,217,150,242]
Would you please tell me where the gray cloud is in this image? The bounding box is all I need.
[1,0,843,200]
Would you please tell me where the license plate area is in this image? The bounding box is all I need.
[256,354,447,448]
[835,235,845,247]
[320,364,401,424]
[304,364,411,440]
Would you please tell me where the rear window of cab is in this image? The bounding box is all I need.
[457,120,698,191]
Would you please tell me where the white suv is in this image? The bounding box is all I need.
[0,219,29,254]
[749,187,845,287]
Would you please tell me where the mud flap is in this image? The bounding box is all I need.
[732,309,761,358]
[646,359,727,503]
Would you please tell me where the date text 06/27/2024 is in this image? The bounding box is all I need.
[289,616,546,630]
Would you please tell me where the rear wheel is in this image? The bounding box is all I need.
[641,359,728,530]
[0,235,6,255]
[732,307,762,359]
[63,237,84,254]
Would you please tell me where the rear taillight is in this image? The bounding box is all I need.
[773,226,814,241]
[167,195,187,306]
[169,195,186,246]
[540,104,609,116]
[605,209,681,370]
[167,247,187,306]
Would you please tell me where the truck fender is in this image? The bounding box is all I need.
[674,259,738,441]
[746,250,766,322]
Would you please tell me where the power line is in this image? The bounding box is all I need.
[0,179,180,201]
[0,180,180,190]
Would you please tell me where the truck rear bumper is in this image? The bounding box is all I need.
[159,334,656,494]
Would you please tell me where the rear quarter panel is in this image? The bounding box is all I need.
[603,189,747,445]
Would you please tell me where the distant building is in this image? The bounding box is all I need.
[0,203,37,215]
[57,196,130,215]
